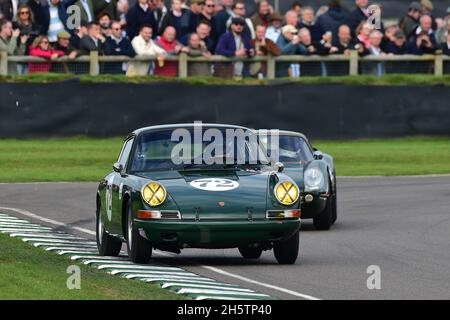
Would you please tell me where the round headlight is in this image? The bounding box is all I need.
[142,182,167,207]
[274,181,300,205]
[304,167,324,190]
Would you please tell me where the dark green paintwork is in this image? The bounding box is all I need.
[97,124,301,251]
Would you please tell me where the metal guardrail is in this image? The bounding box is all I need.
[0,50,448,78]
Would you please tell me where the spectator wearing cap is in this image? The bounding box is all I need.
[226,1,255,40]
[155,25,186,77]
[276,24,307,77]
[384,30,408,54]
[126,0,157,41]
[185,32,211,77]
[159,0,195,41]
[79,21,109,55]
[298,6,325,42]
[316,0,347,38]
[346,0,369,33]
[215,16,254,78]
[399,2,421,40]
[265,12,282,43]
[28,34,64,73]
[105,20,135,74]
[251,0,272,29]
[53,30,78,58]
[128,24,166,76]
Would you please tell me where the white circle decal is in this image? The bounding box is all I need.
[189,178,239,192]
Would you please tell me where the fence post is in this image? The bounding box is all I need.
[434,52,443,76]
[89,51,99,76]
[178,53,188,78]
[266,55,275,80]
[0,51,8,76]
[349,50,359,76]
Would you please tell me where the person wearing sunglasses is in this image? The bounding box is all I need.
[105,20,135,74]
[226,0,255,40]
[28,34,65,73]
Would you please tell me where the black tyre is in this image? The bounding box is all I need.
[239,245,263,259]
[96,200,122,256]
[273,230,299,265]
[313,196,333,230]
[331,192,337,225]
[125,199,152,263]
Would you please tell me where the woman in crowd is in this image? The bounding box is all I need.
[29,35,64,73]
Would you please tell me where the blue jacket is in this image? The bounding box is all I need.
[40,0,78,35]
[316,7,348,38]
[215,31,253,57]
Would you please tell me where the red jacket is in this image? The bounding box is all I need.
[29,47,65,73]
[154,36,178,77]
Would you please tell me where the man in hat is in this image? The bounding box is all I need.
[399,1,421,39]
[215,16,254,78]
[54,30,78,58]
[265,11,282,43]
[226,1,255,39]
[276,24,307,77]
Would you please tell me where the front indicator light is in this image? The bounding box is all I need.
[266,209,301,219]
[274,181,300,205]
[142,182,166,207]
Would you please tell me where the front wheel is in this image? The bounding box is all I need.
[126,199,152,263]
[313,196,333,230]
[96,201,122,256]
[273,231,299,265]
[239,245,263,259]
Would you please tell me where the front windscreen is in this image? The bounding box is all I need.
[260,135,314,163]
[130,127,270,172]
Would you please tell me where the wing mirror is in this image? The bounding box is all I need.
[274,162,285,173]
[113,162,123,173]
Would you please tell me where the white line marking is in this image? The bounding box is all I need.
[177,288,269,298]
[128,274,213,281]
[98,264,181,271]
[108,270,195,277]
[45,247,98,252]
[70,255,129,261]
[161,283,253,292]
[0,207,95,235]
[23,238,95,244]
[12,234,84,240]
[1,207,321,300]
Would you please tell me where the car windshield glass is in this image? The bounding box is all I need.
[130,127,270,172]
[260,135,314,163]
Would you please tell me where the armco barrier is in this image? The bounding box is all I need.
[0,80,449,139]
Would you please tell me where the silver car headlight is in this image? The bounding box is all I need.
[304,167,324,190]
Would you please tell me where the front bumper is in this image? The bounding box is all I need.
[134,219,301,249]
[300,193,329,219]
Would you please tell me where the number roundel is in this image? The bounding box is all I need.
[189,178,239,192]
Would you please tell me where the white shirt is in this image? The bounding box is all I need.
[11,0,18,21]
[266,26,281,43]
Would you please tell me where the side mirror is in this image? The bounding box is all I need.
[274,162,285,173]
[113,162,123,173]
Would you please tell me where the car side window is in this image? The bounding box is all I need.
[118,138,134,169]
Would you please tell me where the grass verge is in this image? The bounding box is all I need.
[0,136,449,182]
[0,73,449,86]
[0,233,186,299]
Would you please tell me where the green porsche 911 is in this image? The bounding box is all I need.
[96,124,302,264]
[257,130,337,230]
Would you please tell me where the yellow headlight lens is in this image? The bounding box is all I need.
[274,181,300,205]
[142,182,167,207]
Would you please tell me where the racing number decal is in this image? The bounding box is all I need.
[189,178,239,191]
[105,175,115,221]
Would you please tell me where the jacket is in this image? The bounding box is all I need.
[128,34,166,76]
[28,46,64,73]
[125,3,157,40]
[154,35,180,77]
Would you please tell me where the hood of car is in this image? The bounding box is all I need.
[139,169,269,220]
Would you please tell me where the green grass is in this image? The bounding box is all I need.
[1,73,450,86]
[0,233,186,299]
[1,136,450,182]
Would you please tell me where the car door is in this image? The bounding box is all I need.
[105,137,134,235]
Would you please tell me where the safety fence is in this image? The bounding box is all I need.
[1,50,449,78]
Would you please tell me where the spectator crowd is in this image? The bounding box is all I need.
[0,0,449,77]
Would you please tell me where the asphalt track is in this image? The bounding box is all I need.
[1,176,450,300]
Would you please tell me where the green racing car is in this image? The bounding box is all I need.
[96,124,302,264]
